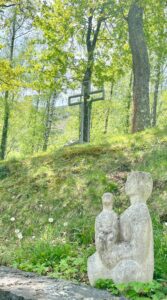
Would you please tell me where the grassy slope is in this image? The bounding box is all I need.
[0,127,167,282]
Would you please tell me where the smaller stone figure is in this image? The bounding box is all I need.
[95,193,119,268]
[87,193,119,285]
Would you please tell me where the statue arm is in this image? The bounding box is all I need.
[109,220,150,264]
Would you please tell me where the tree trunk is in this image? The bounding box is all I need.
[43,92,56,151]
[31,95,40,153]
[128,2,151,132]
[126,72,133,132]
[0,11,16,160]
[104,81,114,134]
[0,92,10,160]
[82,12,102,142]
[152,64,161,127]
[82,54,93,142]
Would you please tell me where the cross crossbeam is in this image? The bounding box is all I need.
[68,86,105,143]
[68,89,104,106]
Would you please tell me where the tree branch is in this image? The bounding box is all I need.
[0,77,12,86]
[15,16,27,32]
[15,29,34,39]
[0,77,22,88]
[92,5,105,52]
[92,19,102,51]
[117,0,128,21]
[86,13,93,52]
[0,2,17,8]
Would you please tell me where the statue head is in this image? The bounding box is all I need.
[125,171,153,203]
[102,192,113,210]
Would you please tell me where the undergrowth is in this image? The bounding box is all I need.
[95,279,167,300]
[0,127,167,296]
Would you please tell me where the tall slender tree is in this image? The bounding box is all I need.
[82,6,106,142]
[146,0,167,127]
[0,0,38,159]
[43,91,57,151]
[128,1,151,132]
[0,10,16,160]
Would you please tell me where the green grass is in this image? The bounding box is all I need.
[95,279,167,299]
[0,127,167,285]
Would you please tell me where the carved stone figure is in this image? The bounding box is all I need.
[87,193,118,286]
[87,171,154,286]
[95,193,119,268]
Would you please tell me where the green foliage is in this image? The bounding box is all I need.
[0,164,10,179]
[153,217,167,280]
[95,279,167,300]
[15,241,72,265]
[0,0,166,159]
[95,279,120,295]
[13,240,95,281]
[68,218,95,245]
[50,245,95,281]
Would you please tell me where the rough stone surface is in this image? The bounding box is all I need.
[0,266,122,300]
[88,171,154,286]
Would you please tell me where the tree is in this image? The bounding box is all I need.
[152,62,161,127]
[0,9,17,160]
[42,91,57,151]
[103,80,114,134]
[0,0,38,159]
[82,5,106,142]
[127,1,151,132]
[145,0,167,127]
[29,0,72,150]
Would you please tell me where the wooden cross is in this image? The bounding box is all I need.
[68,86,105,143]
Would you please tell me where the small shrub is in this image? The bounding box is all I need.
[50,244,95,281]
[0,165,10,179]
[14,241,72,268]
[95,279,167,299]
[95,279,120,295]
[13,240,95,282]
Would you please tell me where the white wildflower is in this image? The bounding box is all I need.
[164,222,167,226]
[10,217,15,222]
[63,222,68,227]
[39,204,43,208]
[48,218,54,223]
[32,235,35,239]
[17,232,23,240]
[15,229,20,234]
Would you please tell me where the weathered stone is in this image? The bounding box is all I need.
[88,172,154,286]
[0,266,122,300]
[95,193,119,268]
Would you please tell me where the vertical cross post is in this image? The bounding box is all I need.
[79,103,84,143]
[68,86,104,143]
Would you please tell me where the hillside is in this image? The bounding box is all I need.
[0,127,167,284]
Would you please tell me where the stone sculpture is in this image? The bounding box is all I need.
[95,193,119,269]
[87,171,154,286]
